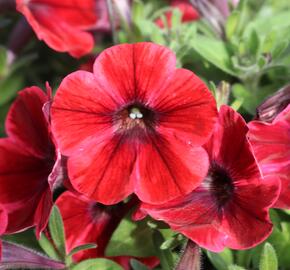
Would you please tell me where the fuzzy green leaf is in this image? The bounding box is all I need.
[190,35,236,76]
[68,244,97,257]
[49,206,66,258]
[72,258,123,270]
[259,243,278,270]
[105,218,155,257]
[38,233,61,261]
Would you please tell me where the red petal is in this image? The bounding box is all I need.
[93,43,177,102]
[274,104,290,125]
[67,135,136,204]
[275,173,290,208]
[207,105,261,181]
[5,87,51,159]
[178,225,227,252]
[51,70,118,155]
[134,136,209,204]
[56,191,102,256]
[221,176,280,250]
[34,188,53,238]
[16,0,97,57]
[155,0,199,28]
[0,205,7,235]
[0,140,51,233]
[154,68,217,146]
[56,191,137,262]
[140,186,219,226]
[248,105,290,207]
[248,105,290,176]
[171,0,200,22]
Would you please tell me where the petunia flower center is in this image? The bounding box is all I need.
[205,162,235,209]
[129,107,143,119]
[114,103,157,134]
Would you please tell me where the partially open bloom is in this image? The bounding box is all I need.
[248,104,290,208]
[0,87,59,236]
[56,191,158,269]
[136,105,280,252]
[51,42,217,205]
[156,0,199,28]
[255,84,290,123]
[16,0,109,57]
[1,241,65,269]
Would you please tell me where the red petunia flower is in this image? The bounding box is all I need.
[136,105,280,252]
[248,104,290,208]
[51,42,217,205]
[0,86,60,236]
[16,0,109,58]
[155,0,199,28]
[56,191,158,269]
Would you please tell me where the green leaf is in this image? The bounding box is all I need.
[0,46,7,77]
[272,40,289,59]
[0,72,24,106]
[206,249,233,270]
[72,258,123,270]
[160,234,182,250]
[226,11,241,39]
[232,83,253,114]
[2,229,41,251]
[68,243,97,256]
[270,209,282,231]
[246,29,260,56]
[259,243,278,270]
[130,259,149,270]
[170,8,182,29]
[236,249,253,268]
[190,35,236,76]
[105,218,155,257]
[262,31,277,53]
[49,206,66,258]
[228,265,246,270]
[38,233,62,261]
[249,11,290,36]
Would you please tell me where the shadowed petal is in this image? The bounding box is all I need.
[0,140,51,233]
[134,136,209,204]
[208,105,261,181]
[220,176,280,250]
[5,87,51,159]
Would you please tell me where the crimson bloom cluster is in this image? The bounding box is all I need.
[0,42,288,267]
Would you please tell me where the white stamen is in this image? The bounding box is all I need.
[129,107,143,119]
[129,113,137,119]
